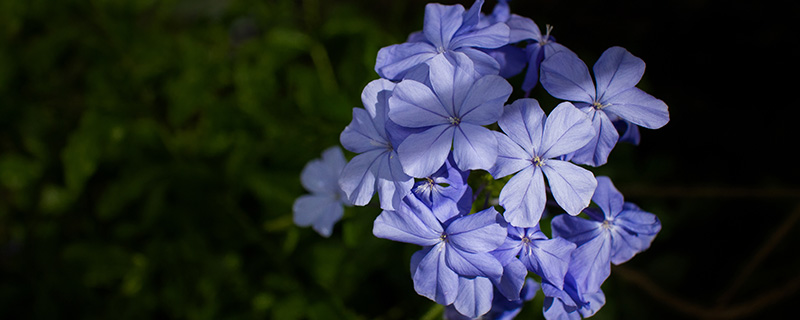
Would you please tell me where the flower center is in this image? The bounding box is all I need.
[448,116,461,126]
[592,101,610,110]
[440,233,448,242]
[601,220,613,230]
[531,156,545,167]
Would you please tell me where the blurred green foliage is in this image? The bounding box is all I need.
[0,0,440,318]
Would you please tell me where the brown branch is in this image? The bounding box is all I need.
[714,204,800,306]
[615,264,800,319]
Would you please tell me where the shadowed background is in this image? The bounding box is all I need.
[0,0,797,319]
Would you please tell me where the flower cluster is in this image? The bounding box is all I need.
[293,0,668,319]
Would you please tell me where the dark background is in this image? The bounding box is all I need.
[0,0,798,319]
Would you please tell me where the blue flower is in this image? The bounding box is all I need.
[551,176,661,294]
[373,195,507,307]
[411,153,473,223]
[492,225,575,290]
[389,54,512,178]
[542,272,605,320]
[490,98,597,227]
[339,79,415,211]
[292,146,351,237]
[540,46,670,166]
[375,0,510,80]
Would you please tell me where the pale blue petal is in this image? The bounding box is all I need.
[389,78,449,128]
[609,209,660,265]
[499,166,546,228]
[489,131,531,179]
[397,125,454,178]
[292,194,342,238]
[540,102,595,159]
[429,53,476,117]
[375,42,437,80]
[604,87,669,129]
[495,258,527,301]
[483,45,527,79]
[542,160,596,216]
[593,46,645,101]
[540,47,595,103]
[414,243,459,305]
[454,276,494,319]
[450,21,509,49]
[340,107,385,154]
[458,0,483,33]
[506,15,540,43]
[372,196,443,246]
[360,78,396,138]
[498,98,545,155]
[568,232,612,294]
[447,207,507,253]
[454,47,502,76]
[523,237,575,290]
[423,3,465,49]
[376,152,414,211]
[490,236,523,266]
[568,109,618,167]
[550,214,603,246]
[300,146,345,194]
[445,246,504,280]
[459,74,511,125]
[592,176,624,219]
[339,149,384,206]
[452,123,497,172]
[578,289,606,318]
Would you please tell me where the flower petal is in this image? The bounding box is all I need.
[450,21,509,49]
[376,151,414,211]
[338,149,384,206]
[454,47,502,76]
[540,46,595,103]
[292,194,342,238]
[372,196,443,246]
[375,42,437,81]
[568,109,618,167]
[389,78,449,128]
[592,176,624,219]
[459,74,511,125]
[495,258,528,301]
[498,98,545,155]
[542,159,597,216]
[397,125,454,178]
[361,78,397,137]
[454,276,494,319]
[523,237,576,290]
[452,123,498,172]
[603,87,669,129]
[489,131,531,179]
[340,107,385,154]
[446,247,504,280]
[423,3,465,49]
[429,53,477,117]
[300,146,345,194]
[499,166,546,228]
[447,207,507,253]
[413,244,459,305]
[540,102,595,159]
[593,46,645,101]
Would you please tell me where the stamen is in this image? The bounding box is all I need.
[531,156,545,167]
[448,117,461,126]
